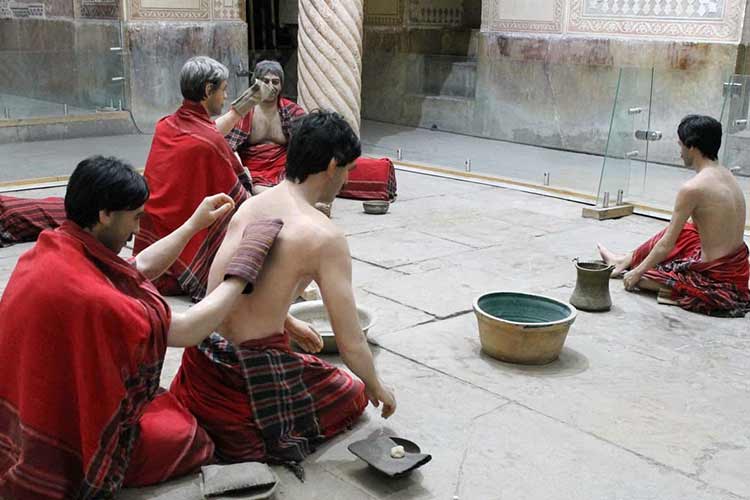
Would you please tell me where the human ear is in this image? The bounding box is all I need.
[326,158,338,177]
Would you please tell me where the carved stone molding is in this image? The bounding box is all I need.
[364,0,401,26]
[482,0,565,34]
[568,0,745,41]
[129,0,209,20]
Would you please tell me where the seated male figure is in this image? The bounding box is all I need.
[171,110,396,464]
[224,60,306,193]
[598,114,750,317]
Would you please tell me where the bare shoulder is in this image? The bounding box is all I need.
[678,177,703,198]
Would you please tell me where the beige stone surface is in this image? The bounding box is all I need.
[298,0,364,134]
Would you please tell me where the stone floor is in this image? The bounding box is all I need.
[2,121,749,223]
[2,171,749,500]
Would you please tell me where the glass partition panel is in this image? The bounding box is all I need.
[0,19,128,182]
[360,49,621,200]
[596,67,654,207]
[720,74,750,227]
[0,22,126,121]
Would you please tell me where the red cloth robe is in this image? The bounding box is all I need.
[170,332,367,464]
[0,195,65,247]
[0,222,213,499]
[631,222,750,317]
[225,97,306,187]
[134,100,252,301]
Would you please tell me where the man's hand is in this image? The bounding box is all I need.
[285,315,324,353]
[186,194,235,233]
[623,268,643,291]
[230,80,272,117]
[366,382,396,419]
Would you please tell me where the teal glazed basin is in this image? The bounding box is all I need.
[473,292,577,365]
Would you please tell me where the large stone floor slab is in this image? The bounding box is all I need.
[1,170,748,500]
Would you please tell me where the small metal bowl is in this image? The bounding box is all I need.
[362,200,390,215]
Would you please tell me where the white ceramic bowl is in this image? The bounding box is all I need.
[288,300,376,354]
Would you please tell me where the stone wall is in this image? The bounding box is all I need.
[0,18,125,110]
[361,0,747,166]
[0,0,248,130]
[125,21,248,128]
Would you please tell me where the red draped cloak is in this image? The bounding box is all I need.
[0,222,213,499]
[134,100,251,300]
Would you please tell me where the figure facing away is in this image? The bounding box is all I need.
[0,156,272,499]
[135,56,267,300]
[223,60,306,193]
[170,111,396,464]
[598,114,749,317]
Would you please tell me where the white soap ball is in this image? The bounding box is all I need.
[390,445,405,459]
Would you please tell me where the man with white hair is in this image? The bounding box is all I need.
[135,56,266,300]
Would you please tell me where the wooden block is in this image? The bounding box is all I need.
[581,204,634,220]
[657,288,679,306]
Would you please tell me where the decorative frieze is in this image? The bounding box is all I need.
[1,1,45,18]
[364,0,402,25]
[482,0,565,34]
[568,0,744,41]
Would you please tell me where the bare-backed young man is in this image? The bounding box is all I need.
[598,114,750,316]
[170,110,396,464]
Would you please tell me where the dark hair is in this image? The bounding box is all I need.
[65,156,149,229]
[285,110,361,183]
[677,115,722,161]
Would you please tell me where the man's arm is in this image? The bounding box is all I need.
[215,108,243,136]
[216,82,267,136]
[316,231,395,418]
[167,276,245,347]
[135,194,234,280]
[624,185,697,290]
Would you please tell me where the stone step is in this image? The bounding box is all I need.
[402,93,476,135]
[0,112,137,144]
[422,56,477,99]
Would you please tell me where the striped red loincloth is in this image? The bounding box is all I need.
[170,332,367,464]
[0,195,65,247]
[631,223,750,317]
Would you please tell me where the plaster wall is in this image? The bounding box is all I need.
[125,21,248,129]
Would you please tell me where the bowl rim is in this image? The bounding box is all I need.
[472,291,577,328]
[288,299,377,333]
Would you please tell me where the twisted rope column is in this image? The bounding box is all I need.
[297,0,363,135]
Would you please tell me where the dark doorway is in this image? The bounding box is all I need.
[246,0,298,100]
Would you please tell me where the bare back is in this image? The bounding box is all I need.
[687,166,746,261]
[249,104,286,146]
[207,182,342,344]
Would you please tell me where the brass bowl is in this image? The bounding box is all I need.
[473,292,577,365]
[288,300,376,354]
[362,200,390,215]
